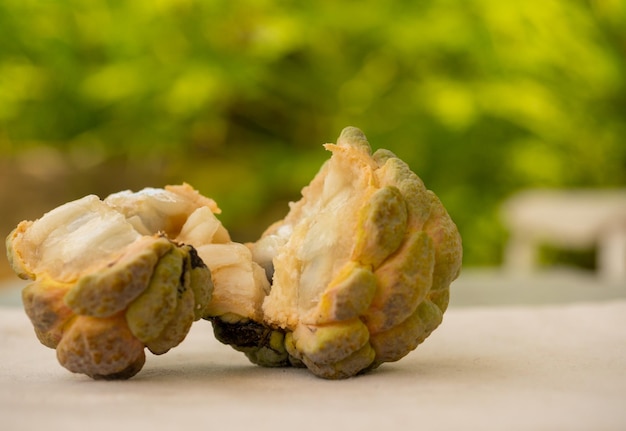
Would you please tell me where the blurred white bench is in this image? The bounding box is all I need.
[501,189,626,282]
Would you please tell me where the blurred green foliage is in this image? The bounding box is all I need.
[1,0,625,268]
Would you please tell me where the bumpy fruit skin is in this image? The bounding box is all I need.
[7,129,461,381]
[210,127,462,378]
[6,184,221,379]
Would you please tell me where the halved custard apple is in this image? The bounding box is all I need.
[5,184,264,379]
[209,127,463,378]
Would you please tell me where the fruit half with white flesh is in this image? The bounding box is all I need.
[209,127,463,379]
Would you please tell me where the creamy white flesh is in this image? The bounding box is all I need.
[197,242,270,321]
[10,183,273,325]
[104,184,224,239]
[10,196,141,282]
[260,142,378,329]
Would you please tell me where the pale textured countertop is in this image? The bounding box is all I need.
[1,277,626,431]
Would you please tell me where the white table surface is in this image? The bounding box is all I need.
[1,299,626,431]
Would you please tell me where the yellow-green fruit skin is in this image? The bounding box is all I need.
[21,279,74,349]
[125,247,185,344]
[64,236,172,318]
[56,314,146,380]
[10,233,212,380]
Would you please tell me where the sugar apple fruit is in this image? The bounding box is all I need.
[208,127,463,378]
[5,184,239,379]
